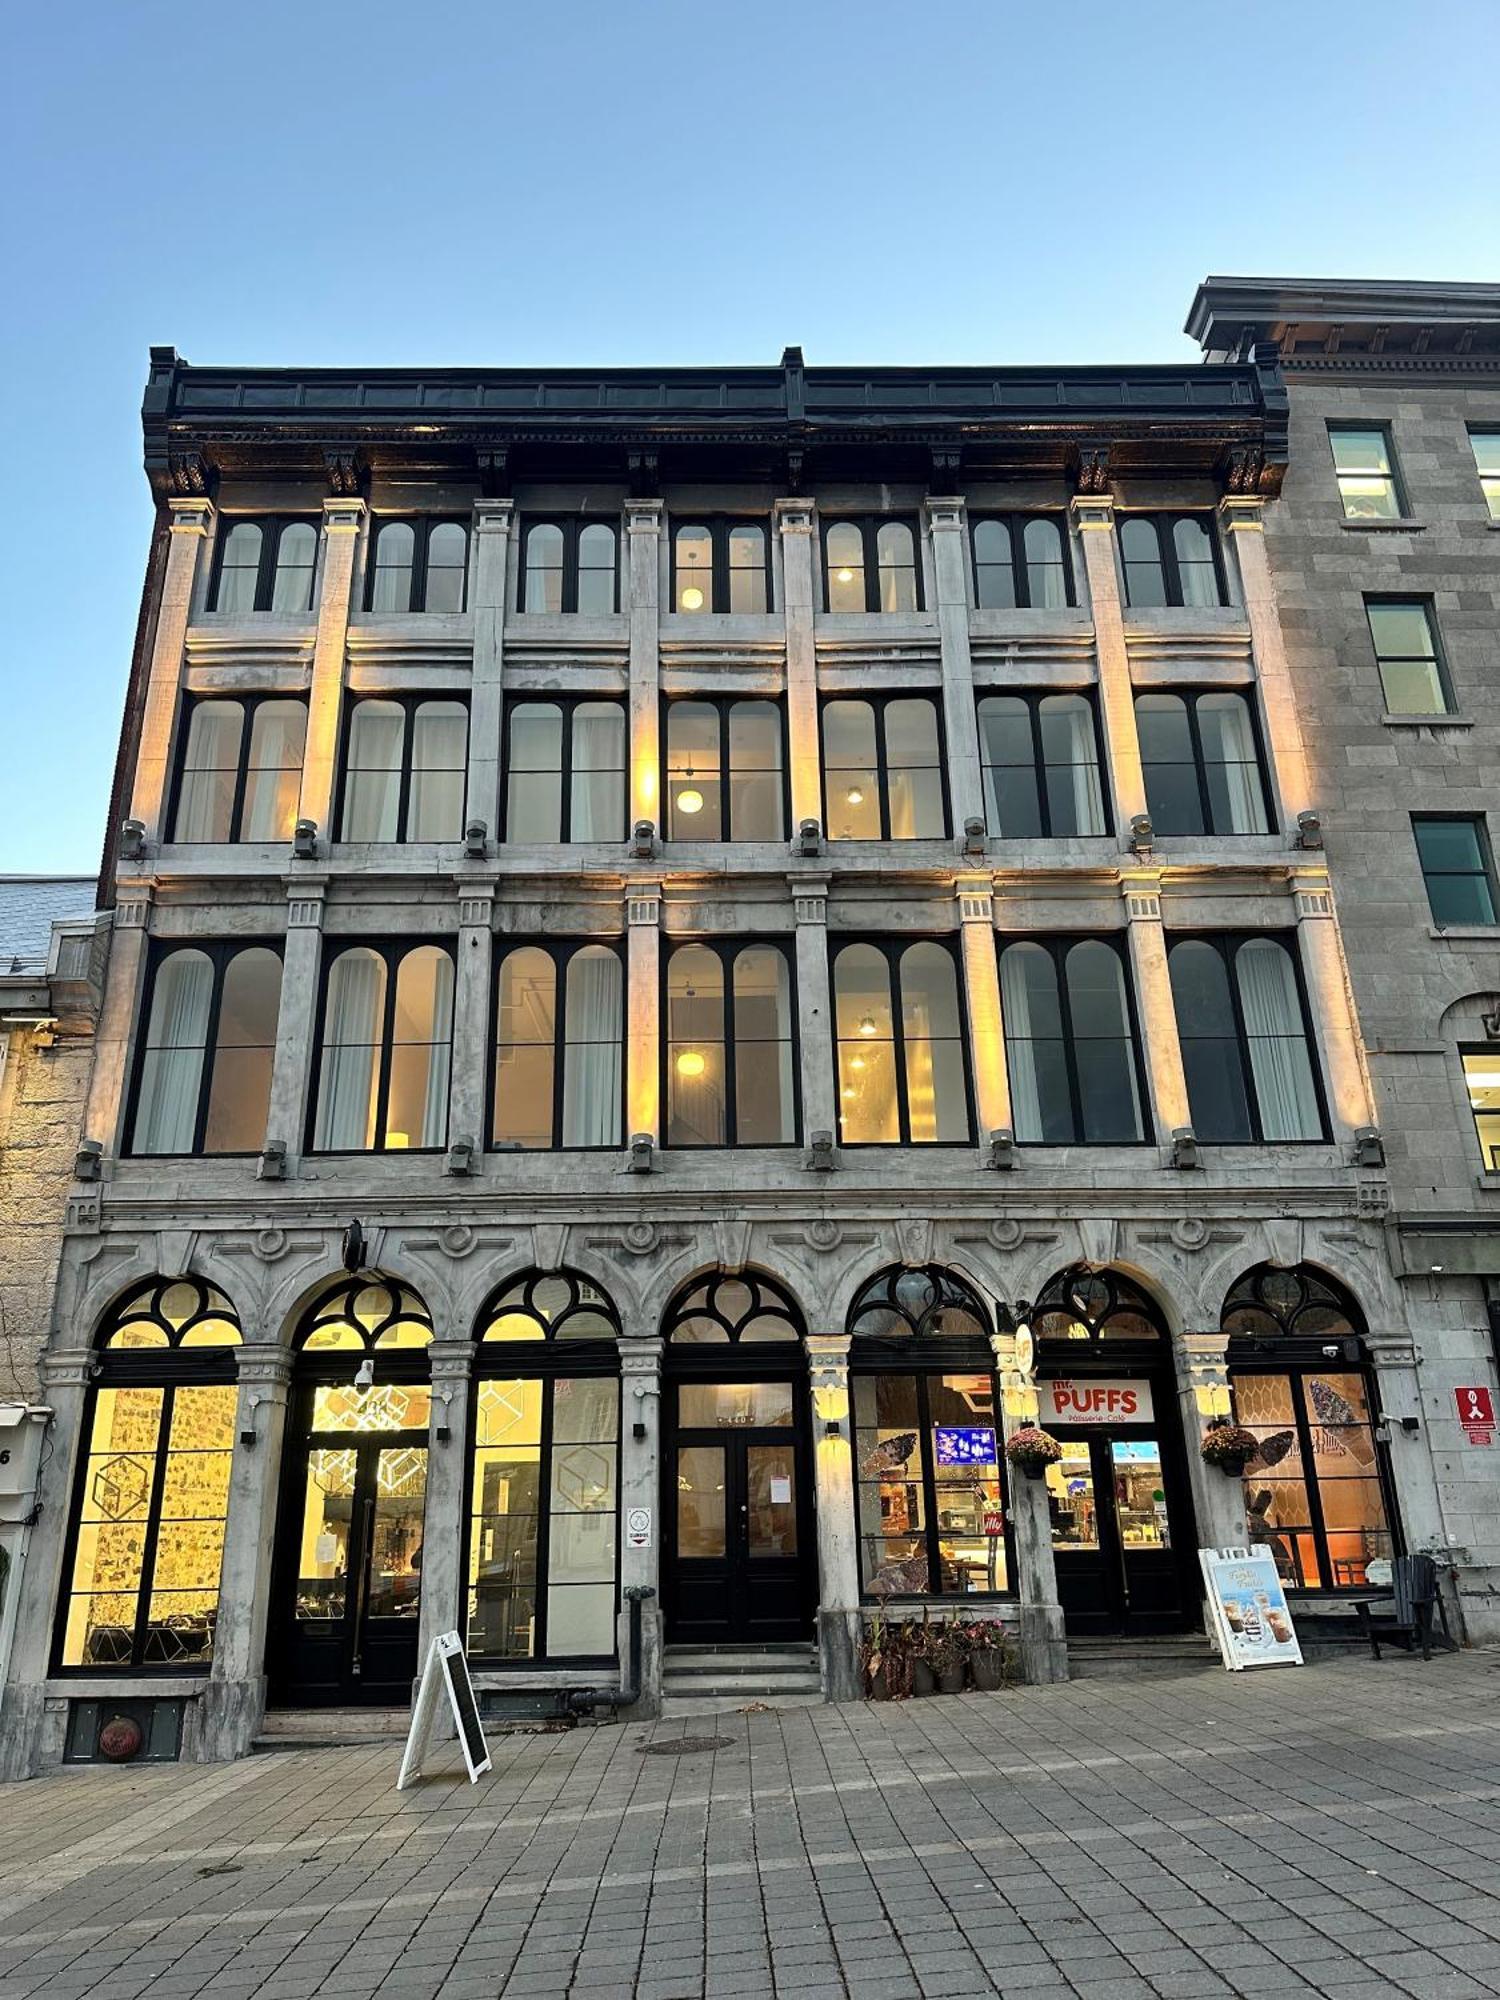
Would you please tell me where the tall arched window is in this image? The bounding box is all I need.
[58,1279,241,1671]
[492,942,624,1150]
[129,944,282,1157]
[271,521,318,613]
[833,939,970,1145]
[1169,936,1323,1143]
[1224,1265,1395,1593]
[822,517,924,613]
[664,941,797,1147]
[311,942,454,1152]
[503,697,627,842]
[470,1271,620,1663]
[368,521,416,612]
[999,938,1146,1144]
[340,696,468,843]
[876,521,918,612]
[847,1264,1008,1600]
[365,520,467,613]
[977,692,1106,838]
[673,524,713,612]
[1119,514,1224,608]
[821,695,946,840]
[213,522,264,614]
[1136,691,1270,836]
[970,514,1074,610]
[520,520,618,613]
[664,697,786,841]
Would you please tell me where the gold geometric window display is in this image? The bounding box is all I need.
[60,1277,241,1670]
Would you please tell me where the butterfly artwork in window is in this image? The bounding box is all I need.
[1250,1429,1295,1468]
[861,1431,917,1477]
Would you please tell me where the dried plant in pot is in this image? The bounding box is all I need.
[925,1618,969,1695]
[860,1612,914,1702]
[909,1611,939,1696]
[1004,1427,1063,1479]
[965,1619,1014,1692]
[1200,1420,1260,1477]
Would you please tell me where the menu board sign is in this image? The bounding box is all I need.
[1199,1546,1304,1671]
[934,1426,998,1466]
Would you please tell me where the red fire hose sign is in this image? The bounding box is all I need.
[1456,1385,1495,1445]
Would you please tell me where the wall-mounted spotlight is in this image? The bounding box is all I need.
[445,1135,476,1177]
[805,1130,835,1172]
[986,1128,1016,1171]
[73,1138,103,1183]
[464,818,489,859]
[119,818,146,863]
[292,818,319,860]
[1170,1126,1199,1170]
[1295,809,1324,851]
[257,1139,287,1182]
[1129,812,1154,856]
[628,1132,654,1174]
[794,818,821,858]
[1353,1126,1385,1168]
[632,819,656,859]
[962,816,987,857]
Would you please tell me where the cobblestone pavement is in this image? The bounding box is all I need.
[6,1655,1500,1999]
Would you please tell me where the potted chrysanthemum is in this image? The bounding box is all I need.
[1004,1427,1063,1479]
[1200,1419,1260,1477]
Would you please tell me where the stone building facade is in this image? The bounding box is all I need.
[1191,278,1500,1643]
[0,335,1458,1775]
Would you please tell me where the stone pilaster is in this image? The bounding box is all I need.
[992,1327,1067,1683]
[626,500,662,833]
[806,1334,861,1700]
[925,497,986,835]
[297,497,366,844]
[775,498,823,831]
[956,875,1010,1147]
[1121,869,1192,1145]
[416,1339,476,1673]
[1177,1331,1249,1554]
[264,878,327,1169]
[627,882,661,1147]
[791,876,838,1150]
[82,883,152,1157]
[1070,492,1148,832]
[619,1336,663,1713]
[449,884,495,1159]
[1291,865,1377,1145]
[1219,495,1308,823]
[467,498,514,837]
[129,496,213,844]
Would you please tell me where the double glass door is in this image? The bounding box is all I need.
[272,1381,430,1704]
[666,1379,812,1644]
[1046,1431,1189,1634]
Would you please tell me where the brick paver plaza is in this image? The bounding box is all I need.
[5,1655,1500,1999]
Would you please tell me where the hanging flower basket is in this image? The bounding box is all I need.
[1004,1427,1063,1479]
[1200,1420,1259,1475]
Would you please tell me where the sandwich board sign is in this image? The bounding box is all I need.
[1199,1546,1304,1671]
[397,1630,491,1789]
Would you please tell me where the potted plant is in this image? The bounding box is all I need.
[965,1619,1013,1692]
[1200,1419,1260,1477]
[860,1611,893,1700]
[1005,1427,1063,1479]
[908,1613,939,1696]
[927,1619,968,1695]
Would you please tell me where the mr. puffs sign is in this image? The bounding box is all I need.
[1040,1378,1154,1425]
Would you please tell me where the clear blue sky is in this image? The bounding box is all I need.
[2,0,1495,877]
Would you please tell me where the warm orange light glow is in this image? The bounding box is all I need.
[676,787,704,816]
[676,1050,705,1078]
[680,586,705,612]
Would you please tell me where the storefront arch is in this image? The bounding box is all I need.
[1223,1263,1398,1595]
[55,1276,242,1675]
[467,1269,621,1666]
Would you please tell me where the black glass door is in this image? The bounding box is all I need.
[1047,1431,1190,1635]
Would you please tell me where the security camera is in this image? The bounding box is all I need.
[354,1356,375,1390]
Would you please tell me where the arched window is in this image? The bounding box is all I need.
[300,1276,434,1352]
[503,697,627,842]
[663,940,796,1148]
[213,522,264,614]
[822,517,924,613]
[999,937,1145,1145]
[1173,517,1219,607]
[1119,518,1167,606]
[58,1279,241,1671]
[520,520,618,614]
[664,1269,803,1344]
[340,696,468,843]
[876,521,918,612]
[833,938,969,1145]
[1169,935,1324,1142]
[364,518,467,613]
[1136,690,1270,837]
[728,523,768,612]
[972,518,1016,608]
[271,521,318,613]
[129,943,282,1157]
[1022,517,1069,608]
[368,521,416,612]
[424,522,468,612]
[470,1271,620,1663]
[673,524,713,612]
[172,700,247,843]
[1119,514,1225,608]
[847,1265,1008,1600]
[1032,1266,1167,1346]
[664,697,786,841]
[822,694,946,840]
[492,942,623,1150]
[978,692,1106,838]
[576,523,617,612]
[1224,1265,1395,1593]
[970,514,1074,610]
[522,521,565,611]
[311,942,454,1152]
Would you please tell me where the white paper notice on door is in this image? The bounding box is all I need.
[770,1476,792,1504]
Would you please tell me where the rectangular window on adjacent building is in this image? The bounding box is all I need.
[1136,691,1271,835]
[1167,936,1325,1143]
[1413,816,1498,927]
[977,692,1107,838]
[1469,432,1500,520]
[1461,1051,1500,1172]
[1366,599,1450,715]
[170,696,307,843]
[502,698,627,842]
[1328,426,1403,520]
[337,697,468,843]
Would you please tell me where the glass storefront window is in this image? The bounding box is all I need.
[1232,1369,1392,1590]
[678,1381,794,1429]
[1045,1444,1098,1548]
[853,1371,1008,1597]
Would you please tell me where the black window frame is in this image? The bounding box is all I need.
[829,934,975,1148]
[207,515,320,615]
[1363,595,1454,716]
[124,939,284,1160]
[363,517,470,613]
[500,693,629,844]
[518,516,620,614]
[660,694,790,843]
[1460,1046,1500,1173]
[661,936,802,1150]
[1166,932,1329,1145]
[488,937,627,1154]
[1134,687,1274,836]
[821,515,925,614]
[306,938,456,1156]
[819,691,950,841]
[465,1270,622,1670]
[1468,428,1500,520]
[167,692,310,845]
[668,517,774,615]
[1117,512,1228,609]
[53,1278,241,1678]
[1413,814,1499,928]
[976,687,1111,838]
[969,512,1075,609]
[1327,422,1407,521]
[335,691,470,844]
[995,933,1153,1147]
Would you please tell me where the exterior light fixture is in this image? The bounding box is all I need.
[805,1130,835,1171]
[676,1049,706,1078]
[986,1127,1016,1171]
[464,817,489,858]
[794,818,821,857]
[73,1139,103,1182]
[1129,812,1154,856]
[1296,808,1324,850]
[1170,1126,1199,1170]
[293,818,319,860]
[632,818,656,858]
[257,1139,288,1181]
[354,1356,375,1391]
[1353,1126,1386,1167]
[119,818,147,862]
[627,1132,655,1174]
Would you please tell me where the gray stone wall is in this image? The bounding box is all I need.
[0,1025,93,1403]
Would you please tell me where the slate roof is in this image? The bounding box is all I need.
[0,877,98,977]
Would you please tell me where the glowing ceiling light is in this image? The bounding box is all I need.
[850,1054,866,1072]
[836,566,855,584]
[846,786,864,806]
[676,1049,706,1078]
[681,586,705,611]
[858,1014,877,1037]
[676,787,704,816]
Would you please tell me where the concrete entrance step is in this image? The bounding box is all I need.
[663,1644,822,1708]
[1067,1634,1220,1679]
[253,1707,411,1752]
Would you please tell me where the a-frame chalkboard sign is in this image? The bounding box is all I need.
[397,1631,492,1789]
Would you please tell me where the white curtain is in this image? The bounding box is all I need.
[999,946,1045,1142]
[175,703,244,842]
[1237,941,1321,1140]
[1201,695,1267,834]
[134,951,213,1153]
[419,953,454,1149]
[570,704,624,840]
[1043,696,1105,836]
[242,701,307,841]
[342,702,404,841]
[408,702,467,842]
[315,951,385,1149]
[562,949,622,1147]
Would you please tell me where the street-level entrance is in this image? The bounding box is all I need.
[664,1377,815,1644]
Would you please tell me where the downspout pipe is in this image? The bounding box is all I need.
[559,1584,655,1719]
